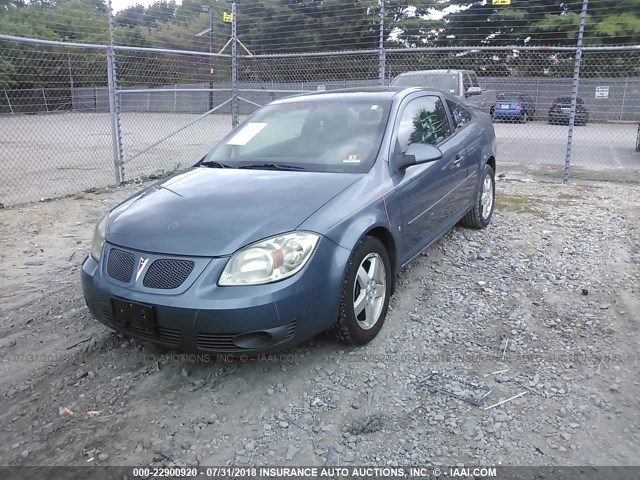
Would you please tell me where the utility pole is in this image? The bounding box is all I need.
[563,0,588,184]
[197,5,215,110]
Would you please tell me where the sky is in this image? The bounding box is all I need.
[110,0,182,13]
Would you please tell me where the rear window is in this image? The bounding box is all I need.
[554,97,584,104]
[392,73,460,95]
[497,93,524,100]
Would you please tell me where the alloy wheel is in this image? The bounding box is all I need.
[353,253,386,330]
[481,174,494,220]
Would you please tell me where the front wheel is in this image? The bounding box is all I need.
[329,236,391,345]
[460,163,495,229]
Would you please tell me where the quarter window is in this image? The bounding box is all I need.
[397,96,451,151]
[446,100,473,130]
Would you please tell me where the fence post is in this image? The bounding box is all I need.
[534,78,540,119]
[42,88,48,112]
[231,0,239,127]
[378,0,386,85]
[94,86,98,111]
[619,76,628,121]
[4,90,13,114]
[563,0,589,185]
[107,0,124,184]
[67,52,75,111]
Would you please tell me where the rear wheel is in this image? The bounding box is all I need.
[329,236,391,345]
[460,163,495,229]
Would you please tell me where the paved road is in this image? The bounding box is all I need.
[1,113,639,206]
[494,120,640,171]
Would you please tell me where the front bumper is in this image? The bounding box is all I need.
[81,236,350,354]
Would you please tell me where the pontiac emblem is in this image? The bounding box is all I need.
[136,257,149,281]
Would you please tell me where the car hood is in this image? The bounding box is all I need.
[106,167,362,256]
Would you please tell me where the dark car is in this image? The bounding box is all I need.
[493,93,535,123]
[81,87,497,355]
[549,96,589,125]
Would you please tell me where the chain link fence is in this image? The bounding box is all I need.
[114,49,233,181]
[0,40,115,206]
[1,4,639,206]
[0,37,235,206]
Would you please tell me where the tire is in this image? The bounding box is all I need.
[329,236,391,345]
[460,163,495,229]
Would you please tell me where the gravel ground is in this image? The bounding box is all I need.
[0,171,639,467]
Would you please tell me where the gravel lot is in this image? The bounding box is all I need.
[0,170,639,468]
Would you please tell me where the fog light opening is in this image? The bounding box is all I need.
[233,331,274,349]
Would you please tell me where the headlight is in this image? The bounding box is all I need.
[90,215,107,262]
[219,231,319,286]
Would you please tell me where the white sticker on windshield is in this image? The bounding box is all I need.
[227,123,267,146]
[343,154,362,164]
[370,105,379,110]
[450,89,455,93]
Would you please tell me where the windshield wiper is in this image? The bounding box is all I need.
[237,163,306,171]
[200,160,233,169]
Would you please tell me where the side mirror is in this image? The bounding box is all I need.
[466,86,482,97]
[396,143,443,170]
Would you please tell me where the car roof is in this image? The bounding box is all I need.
[272,86,447,103]
[394,69,468,76]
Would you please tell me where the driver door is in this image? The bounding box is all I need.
[391,94,467,263]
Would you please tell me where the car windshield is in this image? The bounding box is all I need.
[392,73,460,95]
[204,99,391,173]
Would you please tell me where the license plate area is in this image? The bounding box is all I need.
[500,104,510,109]
[111,298,156,334]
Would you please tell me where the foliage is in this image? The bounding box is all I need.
[0,0,638,90]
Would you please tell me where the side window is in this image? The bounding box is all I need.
[446,99,473,130]
[462,74,472,92]
[397,96,451,152]
[469,73,480,88]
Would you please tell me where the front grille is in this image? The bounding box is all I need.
[106,249,135,283]
[143,259,195,289]
[126,324,182,346]
[196,332,237,351]
[284,321,296,340]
